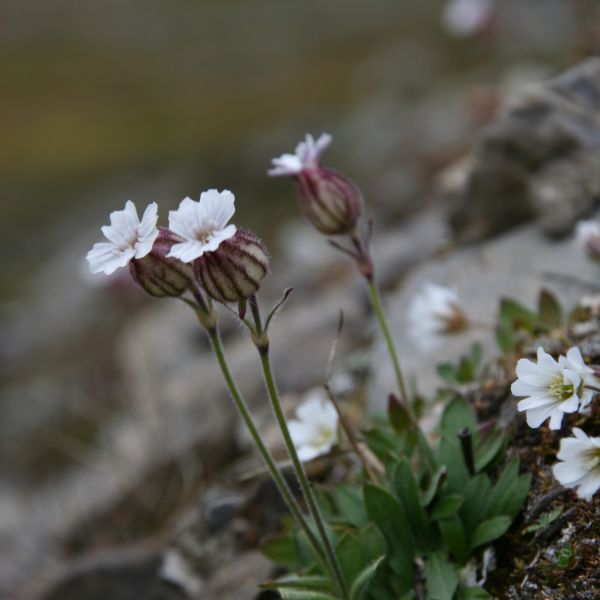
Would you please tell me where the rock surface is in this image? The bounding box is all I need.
[447,57,600,241]
[369,213,600,407]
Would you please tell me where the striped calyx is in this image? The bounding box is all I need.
[194,228,269,303]
[295,166,363,235]
[129,228,194,297]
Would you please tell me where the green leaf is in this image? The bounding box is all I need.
[437,514,468,563]
[439,397,476,493]
[440,396,477,445]
[474,430,506,473]
[388,394,413,434]
[469,515,512,550]
[470,343,483,370]
[422,466,448,507]
[456,357,475,384]
[337,532,368,590]
[495,321,515,353]
[268,575,331,591]
[437,363,458,385]
[460,474,492,536]
[335,484,369,528]
[425,552,459,600]
[499,298,538,331]
[456,586,492,599]
[486,459,530,519]
[431,495,464,521]
[538,289,562,328]
[394,460,437,549]
[363,484,415,593]
[262,534,301,568]
[349,556,386,600]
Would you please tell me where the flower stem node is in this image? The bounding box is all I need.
[194,229,269,304]
[269,133,363,235]
[130,228,195,297]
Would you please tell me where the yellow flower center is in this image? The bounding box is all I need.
[549,374,574,401]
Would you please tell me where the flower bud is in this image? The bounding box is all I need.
[269,133,363,235]
[194,229,269,303]
[129,228,195,297]
[295,167,363,235]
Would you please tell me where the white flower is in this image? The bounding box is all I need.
[442,0,494,37]
[268,133,332,176]
[288,389,339,462]
[86,200,159,275]
[553,428,600,501]
[167,190,236,263]
[407,283,468,351]
[559,346,596,409]
[575,219,600,257]
[511,347,581,430]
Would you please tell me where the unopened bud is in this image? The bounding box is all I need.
[269,133,363,235]
[194,229,269,303]
[295,167,363,235]
[129,228,194,297]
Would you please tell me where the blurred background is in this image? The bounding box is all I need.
[1,1,599,598]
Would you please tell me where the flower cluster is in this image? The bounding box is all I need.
[512,346,600,501]
[86,190,269,307]
[511,346,595,430]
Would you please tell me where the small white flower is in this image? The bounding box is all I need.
[86,200,159,275]
[407,283,468,351]
[167,190,236,263]
[553,428,600,501]
[268,133,332,176]
[511,347,581,430]
[575,219,600,258]
[559,346,597,409]
[442,0,494,37]
[288,389,339,462]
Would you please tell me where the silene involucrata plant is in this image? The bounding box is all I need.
[86,133,600,600]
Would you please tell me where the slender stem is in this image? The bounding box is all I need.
[259,348,348,599]
[206,326,326,564]
[584,384,600,393]
[366,279,410,410]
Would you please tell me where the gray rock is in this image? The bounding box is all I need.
[447,58,600,241]
[369,216,600,406]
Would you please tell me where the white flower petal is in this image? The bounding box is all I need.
[86,200,158,275]
[268,133,332,176]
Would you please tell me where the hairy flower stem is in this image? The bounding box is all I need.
[205,325,326,564]
[257,347,348,598]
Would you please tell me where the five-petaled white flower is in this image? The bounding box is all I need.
[86,200,159,275]
[407,283,468,351]
[288,389,339,462]
[268,133,332,177]
[553,428,600,501]
[511,347,581,430]
[167,190,237,263]
[559,346,597,409]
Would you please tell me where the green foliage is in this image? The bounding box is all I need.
[437,343,484,386]
[262,293,538,599]
[495,289,564,352]
[523,506,563,534]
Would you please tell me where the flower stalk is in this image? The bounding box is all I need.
[249,296,348,598]
[204,321,326,564]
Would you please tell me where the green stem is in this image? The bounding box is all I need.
[206,326,325,564]
[367,280,409,409]
[366,279,437,469]
[258,348,348,599]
